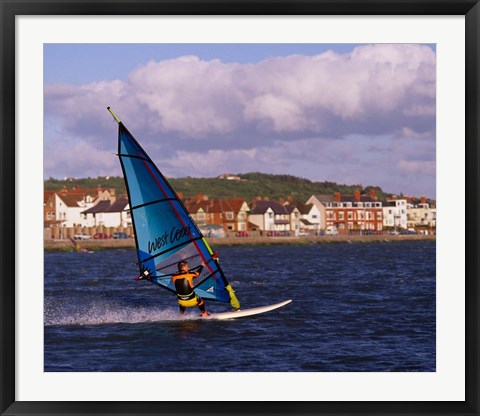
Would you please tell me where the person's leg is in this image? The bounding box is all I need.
[179,304,186,314]
[197,297,209,316]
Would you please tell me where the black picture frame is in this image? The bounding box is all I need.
[1,1,478,415]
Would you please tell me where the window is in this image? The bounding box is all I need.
[339,212,344,220]
[225,212,234,220]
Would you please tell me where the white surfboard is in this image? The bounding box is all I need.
[208,299,292,320]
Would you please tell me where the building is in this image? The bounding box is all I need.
[284,201,321,234]
[82,197,131,228]
[44,186,116,228]
[54,193,94,227]
[407,196,436,231]
[184,195,250,233]
[334,190,383,232]
[308,190,383,233]
[382,196,408,230]
[249,200,293,234]
[305,194,332,230]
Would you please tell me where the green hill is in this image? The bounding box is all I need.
[44,172,391,202]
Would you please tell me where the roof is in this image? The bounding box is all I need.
[340,195,376,203]
[285,201,313,215]
[284,204,296,214]
[185,198,249,215]
[81,198,129,214]
[250,200,289,215]
[108,198,129,212]
[226,198,249,212]
[57,193,85,208]
[82,200,111,214]
[44,190,56,203]
[312,194,335,203]
[208,199,234,213]
[185,200,210,213]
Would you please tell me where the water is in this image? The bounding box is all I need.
[44,241,435,372]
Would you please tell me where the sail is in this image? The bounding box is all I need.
[110,108,239,308]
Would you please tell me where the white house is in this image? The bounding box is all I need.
[284,204,302,235]
[382,198,408,230]
[82,197,131,228]
[306,195,334,230]
[407,199,436,230]
[249,200,292,234]
[55,194,94,227]
[284,201,321,234]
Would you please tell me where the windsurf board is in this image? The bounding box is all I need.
[208,299,292,320]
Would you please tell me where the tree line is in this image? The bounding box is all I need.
[44,172,392,202]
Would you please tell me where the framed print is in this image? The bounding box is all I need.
[1,0,479,415]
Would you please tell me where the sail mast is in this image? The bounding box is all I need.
[107,106,121,124]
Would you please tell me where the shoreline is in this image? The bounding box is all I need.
[44,234,435,252]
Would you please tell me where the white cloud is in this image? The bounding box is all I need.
[44,44,436,196]
[44,138,119,178]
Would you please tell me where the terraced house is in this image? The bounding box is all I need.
[308,190,384,233]
[184,195,250,233]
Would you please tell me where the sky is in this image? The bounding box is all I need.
[44,43,436,198]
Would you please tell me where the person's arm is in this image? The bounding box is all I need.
[191,262,206,276]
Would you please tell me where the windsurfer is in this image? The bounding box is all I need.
[172,260,210,317]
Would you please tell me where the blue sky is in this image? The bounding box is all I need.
[44,44,362,84]
[44,43,436,198]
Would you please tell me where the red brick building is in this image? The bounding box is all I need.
[325,189,383,232]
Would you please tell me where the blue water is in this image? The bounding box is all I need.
[44,241,435,372]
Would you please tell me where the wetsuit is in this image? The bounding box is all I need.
[172,265,206,314]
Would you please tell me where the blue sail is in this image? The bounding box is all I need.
[113,109,239,308]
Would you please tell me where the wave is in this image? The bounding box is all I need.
[44,300,201,326]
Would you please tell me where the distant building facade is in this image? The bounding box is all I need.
[407,196,436,230]
[82,197,131,228]
[382,197,408,230]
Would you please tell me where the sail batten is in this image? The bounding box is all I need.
[112,111,239,308]
[130,197,177,211]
